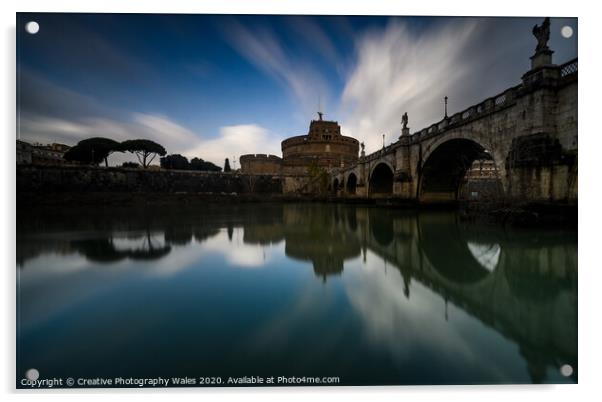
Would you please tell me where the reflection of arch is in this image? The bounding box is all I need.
[419,138,500,202]
[370,211,394,247]
[346,173,357,195]
[72,238,126,263]
[369,163,394,195]
[417,212,494,284]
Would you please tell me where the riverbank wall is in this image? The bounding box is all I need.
[16,165,577,227]
[17,165,282,200]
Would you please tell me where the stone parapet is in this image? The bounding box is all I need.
[17,165,282,194]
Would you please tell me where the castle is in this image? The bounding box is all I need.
[240,113,360,176]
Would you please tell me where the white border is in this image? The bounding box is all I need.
[2,1,600,401]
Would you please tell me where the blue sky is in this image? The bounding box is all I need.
[17,14,577,166]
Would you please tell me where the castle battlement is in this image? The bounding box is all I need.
[240,113,359,176]
[240,154,282,161]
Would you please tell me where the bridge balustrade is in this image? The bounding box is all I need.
[560,59,578,77]
[341,58,577,169]
[494,93,507,106]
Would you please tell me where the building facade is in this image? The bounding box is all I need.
[16,140,33,164]
[240,114,359,177]
[458,159,504,200]
[30,143,71,165]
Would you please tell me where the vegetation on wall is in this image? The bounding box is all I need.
[160,154,222,172]
[307,160,330,195]
[62,136,221,172]
[63,137,121,166]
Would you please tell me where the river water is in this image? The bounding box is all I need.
[16,203,577,386]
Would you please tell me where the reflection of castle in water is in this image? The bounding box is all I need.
[244,205,361,281]
[18,204,576,383]
[242,205,577,383]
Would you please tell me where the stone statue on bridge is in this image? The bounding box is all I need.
[400,112,410,137]
[532,17,551,53]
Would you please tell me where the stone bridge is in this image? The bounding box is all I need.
[331,53,577,204]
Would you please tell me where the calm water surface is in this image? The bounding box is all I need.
[17,203,577,386]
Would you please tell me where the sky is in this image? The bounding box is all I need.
[16,14,577,166]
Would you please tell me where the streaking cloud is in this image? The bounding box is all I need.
[17,15,577,163]
[187,124,281,166]
[340,20,479,153]
[223,18,333,120]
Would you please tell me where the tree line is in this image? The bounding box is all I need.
[64,137,166,168]
[63,137,230,172]
[159,154,222,172]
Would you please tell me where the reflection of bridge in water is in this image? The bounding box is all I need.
[17,203,577,383]
[358,209,576,383]
[243,204,577,383]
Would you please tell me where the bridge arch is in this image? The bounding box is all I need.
[345,172,357,195]
[421,131,497,167]
[419,135,503,203]
[369,162,394,195]
[369,159,395,178]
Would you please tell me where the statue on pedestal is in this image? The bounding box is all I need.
[532,17,551,53]
[400,112,410,137]
[528,17,554,70]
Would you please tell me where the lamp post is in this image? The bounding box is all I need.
[382,133,385,149]
[444,96,448,119]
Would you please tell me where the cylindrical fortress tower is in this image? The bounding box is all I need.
[281,115,359,175]
[240,114,359,176]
